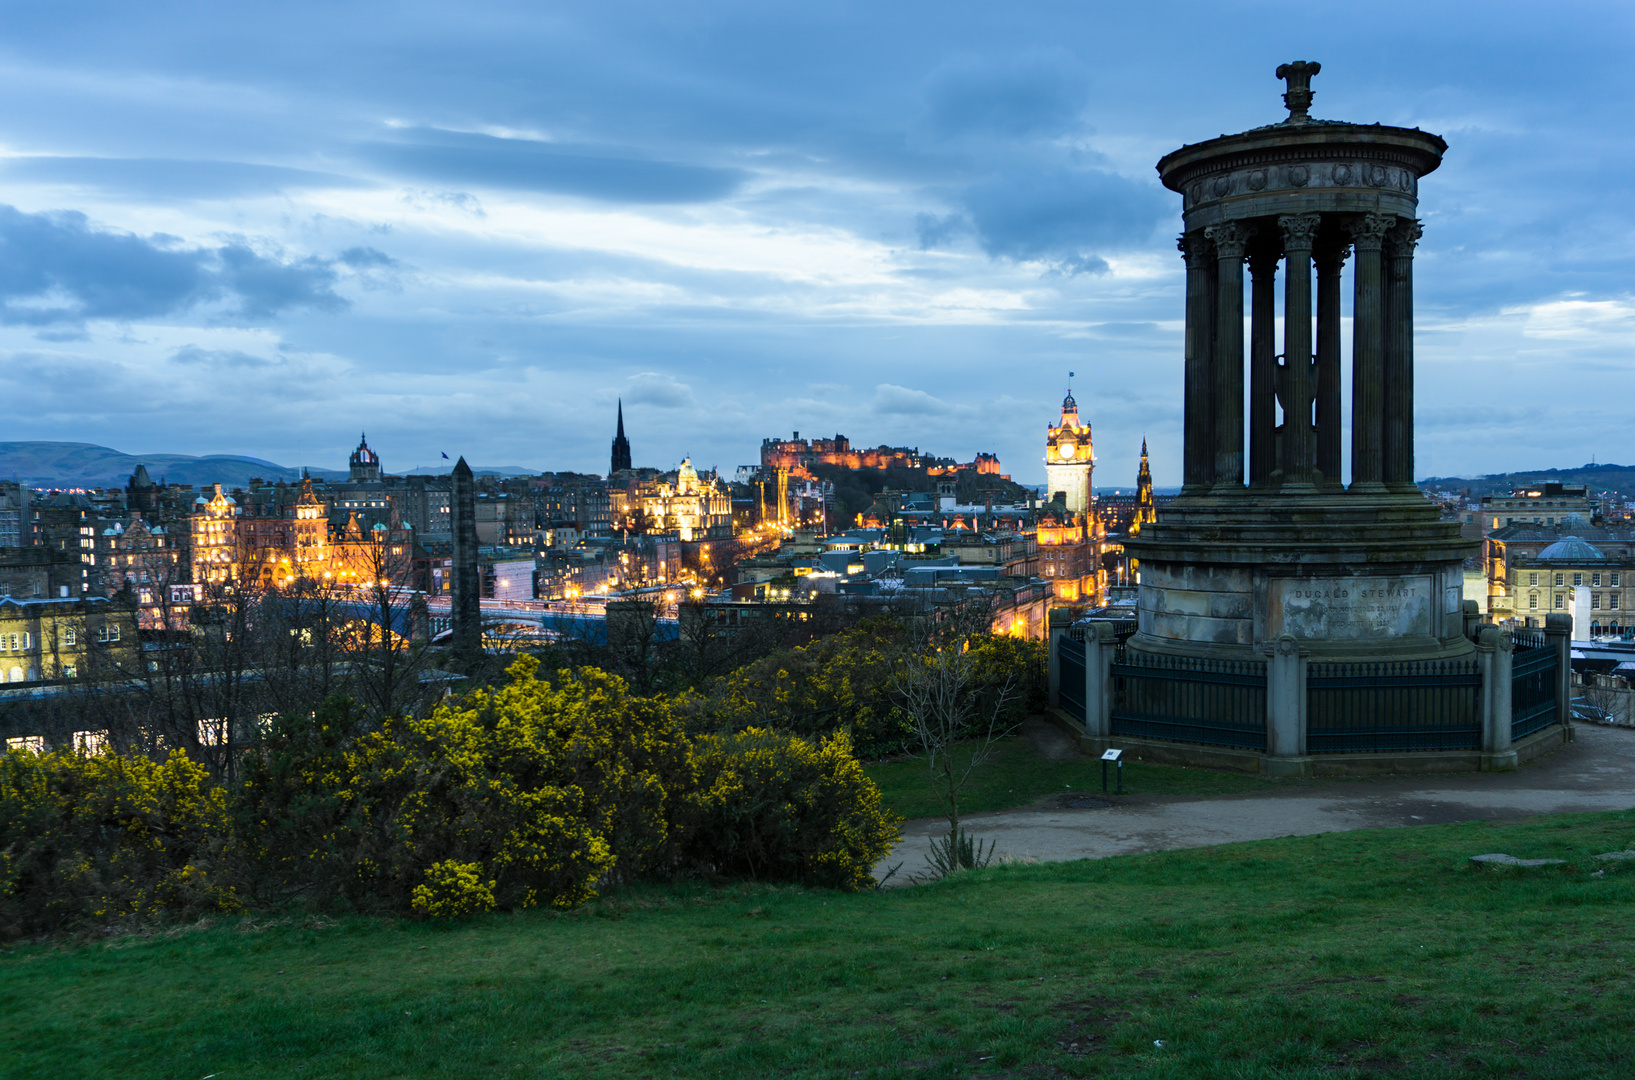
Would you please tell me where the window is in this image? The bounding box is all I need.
[1555,594,1564,609]
[1528,592,1539,609]
[96,624,120,643]
[62,663,77,679]
[1614,573,1622,587]
[62,626,76,647]
[1593,593,1602,610]
[1612,595,1621,610]
[1529,572,1538,586]
[1594,573,1602,586]
[1556,574,1565,587]
[1573,573,1583,586]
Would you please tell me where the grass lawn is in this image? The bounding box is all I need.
[865,729,1278,820]
[6,812,1635,1079]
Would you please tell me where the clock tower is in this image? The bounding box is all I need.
[1044,388,1093,513]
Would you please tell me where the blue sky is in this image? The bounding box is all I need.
[0,0,1631,487]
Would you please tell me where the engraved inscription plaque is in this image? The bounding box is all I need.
[1267,575,1434,640]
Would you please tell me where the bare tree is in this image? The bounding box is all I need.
[892,591,1018,876]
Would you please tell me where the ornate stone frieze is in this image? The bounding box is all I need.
[1184,160,1419,210]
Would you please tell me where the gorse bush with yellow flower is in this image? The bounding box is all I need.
[0,748,239,939]
[3,657,900,937]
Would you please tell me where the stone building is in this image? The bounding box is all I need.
[0,595,138,684]
[1485,524,1635,630]
[1479,482,1595,530]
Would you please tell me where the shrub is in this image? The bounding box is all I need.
[0,747,238,940]
[411,860,497,918]
[236,657,696,913]
[688,727,900,891]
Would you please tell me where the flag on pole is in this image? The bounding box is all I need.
[441,452,450,459]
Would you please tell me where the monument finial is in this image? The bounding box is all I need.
[1275,60,1320,123]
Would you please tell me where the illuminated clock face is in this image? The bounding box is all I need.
[1057,440,1077,460]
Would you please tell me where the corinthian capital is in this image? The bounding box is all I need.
[1385,218,1424,258]
[1177,232,1212,267]
[1204,221,1253,258]
[1347,213,1395,250]
[1278,213,1323,250]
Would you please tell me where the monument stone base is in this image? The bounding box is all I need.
[1126,489,1477,662]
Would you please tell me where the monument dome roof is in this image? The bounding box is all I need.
[1537,536,1606,562]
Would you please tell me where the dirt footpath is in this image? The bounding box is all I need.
[880,722,1635,881]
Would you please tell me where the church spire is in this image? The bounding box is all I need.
[610,398,633,474]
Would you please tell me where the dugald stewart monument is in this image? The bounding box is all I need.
[1127,61,1475,662]
[1084,62,1568,777]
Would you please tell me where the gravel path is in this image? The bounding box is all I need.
[879,722,1635,881]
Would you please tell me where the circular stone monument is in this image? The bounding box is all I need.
[1123,62,1478,661]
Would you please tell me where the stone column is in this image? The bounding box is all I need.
[1263,635,1311,776]
[1279,214,1321,486]
[1314,237,1349,486]
[1205,222,1251,489]
[1384,218,1422,493]
[1348,214,1393,492]
[1478,625,1516,767]
[1179,233,1215,495]
[1248,247,1278,487]
[1545,613,1573,734]
[1084,621,1116,738]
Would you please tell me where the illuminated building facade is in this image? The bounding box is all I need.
[189,478,412,591]
[760,432,1005,480]
[1043,388,1094,514]
[618,459,732,541]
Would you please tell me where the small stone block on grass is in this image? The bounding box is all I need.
[1593,850,1635,861]
[1469,853,1567,868]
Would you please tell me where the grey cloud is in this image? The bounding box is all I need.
[961,167,1168,268]
[0,156,368,199]
[172,345,277,369]
[921,51,1091,141]
[624,371,696,408]
[915,211,968,250]
[0,205,359,326]
[873,383,951,416]
[364,129,746,204]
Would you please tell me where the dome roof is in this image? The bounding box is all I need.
[1537,536,1606,562]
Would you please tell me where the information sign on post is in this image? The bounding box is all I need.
[1101,748,1124,794]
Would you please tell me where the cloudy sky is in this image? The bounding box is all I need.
[0,1,1630,487]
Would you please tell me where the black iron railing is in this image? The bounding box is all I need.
[1056,633,1086,723]
[1306,658,1481,753]
[1109,646,1267,750]
[1511,632,1558,741]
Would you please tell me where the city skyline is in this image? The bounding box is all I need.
[0,2,1630,487]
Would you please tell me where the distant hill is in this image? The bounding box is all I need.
[0,442,348,490]
[1419,463,1635,497]
[0,442,543,489]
